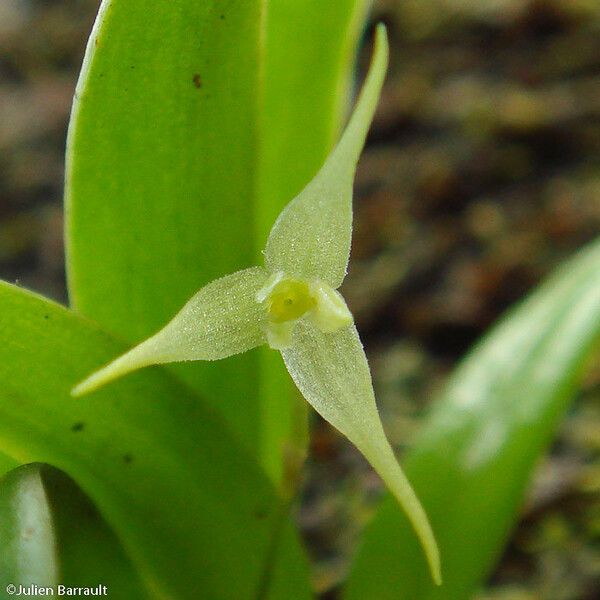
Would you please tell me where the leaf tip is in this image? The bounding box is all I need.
[374,22,388,50]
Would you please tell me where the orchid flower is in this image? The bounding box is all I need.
[72,25,441,584]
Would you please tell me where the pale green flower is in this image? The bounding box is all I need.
[73,25,441,584]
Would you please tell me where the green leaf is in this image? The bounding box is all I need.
[0,453,17,479]
[65,0,371,481]
[344,238,600,599]
[258,510,314,600]
[0,281,309,599]
[65,0,266,458]
[0,463,144,597]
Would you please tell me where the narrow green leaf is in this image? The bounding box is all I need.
[0,281,304,599]
[65,0,371,483]
[0,463,144,597]
[344,238,600,599]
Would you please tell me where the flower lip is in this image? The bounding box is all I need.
[265,278,315,323]
[257,272,353,350]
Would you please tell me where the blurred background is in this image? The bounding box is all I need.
[1,1,600,598]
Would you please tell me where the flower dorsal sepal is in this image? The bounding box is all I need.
[257,272,353,349]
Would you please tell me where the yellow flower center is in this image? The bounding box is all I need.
[265,279,315,323]
[256,272,353,350]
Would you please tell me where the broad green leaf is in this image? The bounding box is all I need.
[256,0,371,240]
[65,0,265,457]
[344,238,600,599]
[0,463,144,598]
[0,281,310,599]
[65,0,371,482]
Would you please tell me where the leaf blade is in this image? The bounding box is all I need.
[0,463,145,597]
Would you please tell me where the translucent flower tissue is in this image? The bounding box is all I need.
[72,25,441,584]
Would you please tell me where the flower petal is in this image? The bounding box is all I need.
[72,267,269,396]
[281,320,441,584]
[264,25,388,289]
